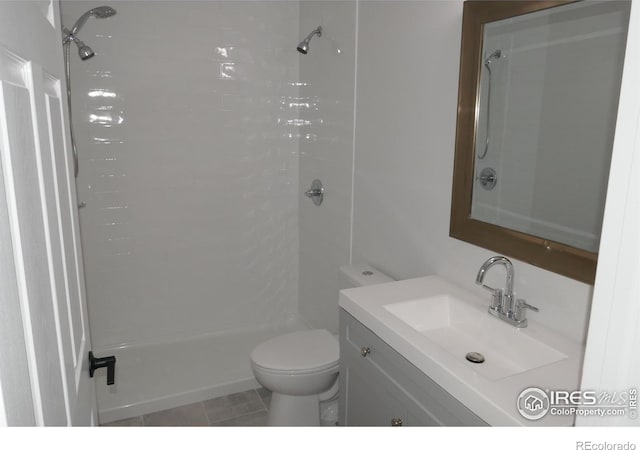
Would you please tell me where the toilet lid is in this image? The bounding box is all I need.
[251,329,339,373]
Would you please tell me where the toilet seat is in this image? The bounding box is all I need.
[253,361,339,377]
[250,329,339,374]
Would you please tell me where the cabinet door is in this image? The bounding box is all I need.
[339,310,487,426]
[343,357,406,426]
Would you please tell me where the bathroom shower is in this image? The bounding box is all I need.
[297,26,322,54]
[62,6,116,177]
[63,2,313,423]
[477,49,502,160]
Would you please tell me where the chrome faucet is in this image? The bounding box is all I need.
[475,256,538,328]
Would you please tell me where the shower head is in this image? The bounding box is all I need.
[297,26,322,54]
[63,32,96,60]
[484,49,502,75]
[484,50,502,67]
[77,41,95,60]
[70,5,117,35]
[63,6,116,60]
[92,6,117,18]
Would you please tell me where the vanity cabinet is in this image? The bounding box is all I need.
[339,309,486,426]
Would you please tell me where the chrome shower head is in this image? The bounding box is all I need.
[70,5,117,35]
[484,50,502,67]
[297,26,322,54]
[92,6,117,19]
[484,49,502,75]
[64,6,116,61]
[77,41,95,60]
[63,32,96,60]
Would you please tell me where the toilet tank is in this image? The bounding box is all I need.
[338,264,394,290]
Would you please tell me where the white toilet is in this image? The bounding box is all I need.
[250,264,394,426]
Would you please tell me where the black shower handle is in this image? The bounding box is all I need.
[89,351,116,385]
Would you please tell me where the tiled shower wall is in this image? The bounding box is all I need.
[297,1,357,334]
[61,1,301,349]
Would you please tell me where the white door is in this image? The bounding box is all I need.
[0,0,96,425]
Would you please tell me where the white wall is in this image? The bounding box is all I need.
[579,0,640,425]
[351,0,593,343]
[61,1,301,349]
[298,1,357,334]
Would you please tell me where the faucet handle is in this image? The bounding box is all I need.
[516,299,539,312]
[514,299,539,322]
[480,284,503,311]
[480,284,500,294]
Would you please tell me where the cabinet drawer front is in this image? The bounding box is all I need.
[340,309,487,426]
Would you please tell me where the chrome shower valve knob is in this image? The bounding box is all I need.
[305,179,324,205]
[477,167,497,190]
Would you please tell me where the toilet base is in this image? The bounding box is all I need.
[268,392,320,426]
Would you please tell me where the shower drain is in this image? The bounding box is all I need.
[465,352,485,364]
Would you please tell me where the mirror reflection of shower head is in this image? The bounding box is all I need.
[297,26,322,54]
[484,49,502,73]
[478,49,503,160]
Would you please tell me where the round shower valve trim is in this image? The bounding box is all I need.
[305,179,324,206]
[477,167,498,190]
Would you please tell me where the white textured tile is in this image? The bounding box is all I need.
[298,1,358,333]
[61,0,301,348]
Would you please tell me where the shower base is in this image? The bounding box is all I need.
[94,319,308,424]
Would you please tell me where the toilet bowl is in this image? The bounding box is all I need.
[250,264,394,426]
[251,329,339,426]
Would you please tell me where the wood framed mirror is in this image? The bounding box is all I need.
[450,0,630,284]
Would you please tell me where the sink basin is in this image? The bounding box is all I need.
[339,274,584,425]
[383,294,567,380]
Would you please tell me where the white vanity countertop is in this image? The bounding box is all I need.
[339,275,585,426]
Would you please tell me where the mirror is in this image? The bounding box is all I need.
[450,0,630,284]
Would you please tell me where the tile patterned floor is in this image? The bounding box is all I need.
[101,388,272,427]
